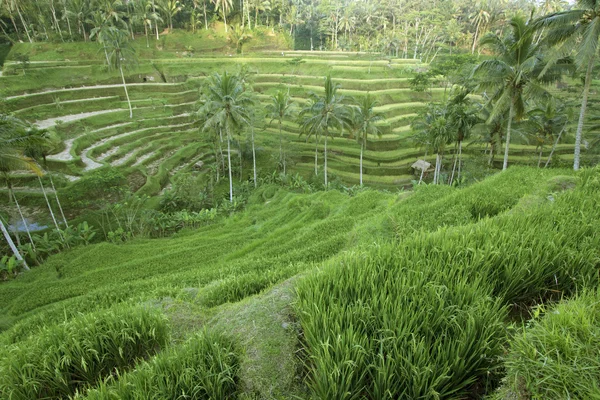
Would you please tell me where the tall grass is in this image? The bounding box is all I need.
[81,330,239,400]
[0,305,170,399]
[494,290,600,399]
[296,167,600,399]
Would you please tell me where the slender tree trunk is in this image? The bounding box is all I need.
[63,0,73,38]
[252,127,257,188]
[49,0,64,42]
[449,142,458,185]
[324,133,328,187]
[239,139,242,181]
[223,4,228,32]
[279,121,284,175]
[227,133,233,202]
[314,138,318,175]
[204,0,209,29]
[11,191,35,250]
[145,24,149,47]
[38,177,63,240]
[48,175,68,228]
[471,22,479,55]
[255,4,259,28]
[9,15,21,41]
[503,100,514,171]
[247,2,251,30]
[573,55,595,171]
[156,22,160,40]
[0,218,29,270]
[537,148,543,168]
[360,142,363,186]
[545,125,565,168]
[120,65,133,119]
[457,141,463,182]
[433,153,439,184]
[418,168,424,185]
[16,3,33,43]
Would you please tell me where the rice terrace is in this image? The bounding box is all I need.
[1,0,600,398]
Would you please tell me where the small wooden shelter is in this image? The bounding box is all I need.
[411,160,432,184]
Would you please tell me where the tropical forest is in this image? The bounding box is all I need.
[1,0,600,398]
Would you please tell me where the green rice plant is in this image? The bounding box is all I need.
[80,330,239,400]
[296,167,600,399]
[494,290,600,399]
[0,305,170,399]
[296,246,507,399]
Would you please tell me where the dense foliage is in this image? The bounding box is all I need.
[296,166,600,398]
[496,290,600,399]
[81,330,239,400]
[0,305,170,399]
[0,0,558,54]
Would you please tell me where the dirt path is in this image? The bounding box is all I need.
[47,137,80,161]
[81,121,193,171]
[6,83,180,100]
[34,109,122,129]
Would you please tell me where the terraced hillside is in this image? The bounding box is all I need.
[2,32,590,200]
[1,166,599,399]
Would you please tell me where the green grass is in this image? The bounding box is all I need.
[80,329,239,400]
[494,289,600,399]
[295,167,600,399]
[0,304,170,399]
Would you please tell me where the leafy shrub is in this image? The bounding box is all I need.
[80,330,239,400]
[159,173,212,212]
[64,168,128,208]
[494,290,600,399]
[0,256,23,280]
[0,305,170,399]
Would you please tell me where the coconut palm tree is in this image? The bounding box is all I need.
[536,0,600,170]
[412,103,453,184]
[201,72,255,202]
[266,89,295,176]
[133,0,162,47]
[299,75,350,188]
[104,27,137,119]
[0,116,43,270]
[352,93,383,186]
[447,89,479,184]
[19,126,69,230]
[212,0,233,32]
[473,15,572,171]
[157,0,182,31]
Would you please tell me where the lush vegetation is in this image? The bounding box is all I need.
[2,0,600,398]
[0,305,170,399]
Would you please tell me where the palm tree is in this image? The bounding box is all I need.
[0,116,43,270]
[19,127,69,230]
[158,0,182,31]
[524,98,571,167]
[299,75,349,188]
[473,15,571,171]
[266,89,295,175]
[213,0,233,32]
[201,72,255,202]
[412,104,453,184]
[133,0,162,47]
[469,3,491,54]
[228,25,252,54]
[104,27,137,119]
[536,0,600,170]
[447,89,479,184]
[352,93,383,186]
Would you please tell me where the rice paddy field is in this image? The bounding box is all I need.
[2,28,595,199]
[2,30,600,399]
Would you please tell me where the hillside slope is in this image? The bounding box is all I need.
[2,167,600,398]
